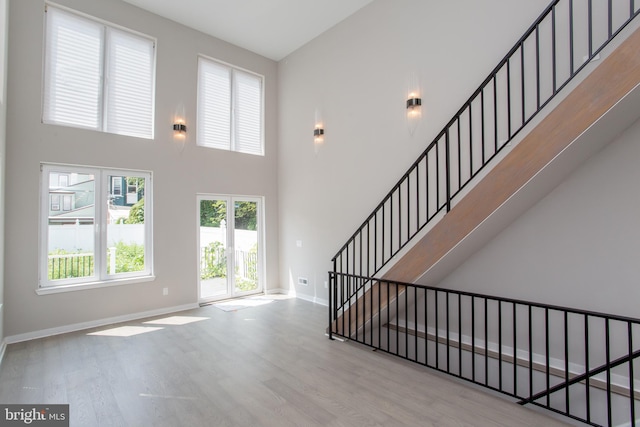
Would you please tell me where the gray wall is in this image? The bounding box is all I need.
[0,0,7,346]
[4,0,279,337]
[277,0,550,303]
[431,116,640,319]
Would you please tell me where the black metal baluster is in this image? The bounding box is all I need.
[435,290,440,369]
[529,306,533,400]
[493,75,498,154]
[405,284,409,358]
[425,288,429,367]
[513,303,517,397]
[446,129,451,212]
[472,296,476,382]
[606,318,612,427]
[481,88,486,165]
[585,314,591,424]
[396,282,399,355]
[446,292,451,372]
[569,0,575,75]
[552,5,557,95]
[628,321,636,427]
[520,42,526,125]
[608,0,613,38]
[457,118,462,191]
[535,24,541,110]
[507,59,512,139]
[459,294,463,377]
[436,141,441,211]
[468,106,473,178]
[564,311,570,415]
[330,264,335,337]
[485,298,489,386]
[588,0,593,57]
[545,307,550,408]
[499,301,503,392]
[415,286,418,362]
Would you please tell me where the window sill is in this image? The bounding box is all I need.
[36,275,156,295]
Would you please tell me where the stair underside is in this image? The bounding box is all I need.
[334,25,640,338]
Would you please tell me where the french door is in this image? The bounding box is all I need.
[197,195,263,303]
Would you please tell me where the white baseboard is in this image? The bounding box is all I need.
[296,293,328,306]
[5,303,199,344]
[0,339,6,369]
[265,288,288,295]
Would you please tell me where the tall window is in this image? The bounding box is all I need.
[40,163,153,290]
[43,5,156,139]
[197,56,264,156]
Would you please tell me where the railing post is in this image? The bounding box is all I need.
[328,264,335,340]
[445,128,451,212]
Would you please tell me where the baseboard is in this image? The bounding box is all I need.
[5,303,199,344]
[296,293,328,306]
[265,288,288,295]
[0,339,6,369]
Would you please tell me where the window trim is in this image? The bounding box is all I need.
[42,2,157,139]
[196,55,265,156]
[39,163,154,292]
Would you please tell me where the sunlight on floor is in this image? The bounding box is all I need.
[87,326,164,337]
[144,316,209,325]
[213,294,294,312]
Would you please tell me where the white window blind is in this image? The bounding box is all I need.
[197,59,231,150]
[105,28,155,138]
[197,57,263,155]
[235,70,263,155]
[43,7,102,130]
[43,6,155,139]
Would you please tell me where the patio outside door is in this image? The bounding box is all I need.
[198,195,262,303]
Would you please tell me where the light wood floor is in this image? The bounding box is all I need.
[0,298,572,426]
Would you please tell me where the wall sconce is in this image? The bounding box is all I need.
[173,122,186,134]
[313,108,324,154]
[406,72,422,135]
[313,126,324,144]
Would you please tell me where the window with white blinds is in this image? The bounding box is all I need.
[197,57,264,156]
[43,6,155,139]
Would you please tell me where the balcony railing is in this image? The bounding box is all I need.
[331,0,640,284]
[329,272,640,427]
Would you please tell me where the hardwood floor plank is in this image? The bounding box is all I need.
[0,298,570,426]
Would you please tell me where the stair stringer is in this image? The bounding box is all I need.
[332,22,640,340]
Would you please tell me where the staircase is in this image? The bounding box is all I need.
[328,1,640,426]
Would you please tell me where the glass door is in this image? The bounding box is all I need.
[198,195,262,302]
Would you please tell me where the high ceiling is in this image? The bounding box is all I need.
[122,0,374,61]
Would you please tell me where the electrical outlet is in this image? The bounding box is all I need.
[163,287,168,296]
[298,277,308,286]
[324,281,328,289]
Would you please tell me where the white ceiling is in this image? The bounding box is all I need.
[122,0,374,61]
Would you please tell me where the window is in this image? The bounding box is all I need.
[40,163,153,291]
[51,194,60,211]
[43,5,156,139]
[197,56,264,155]
[112,177,122,196]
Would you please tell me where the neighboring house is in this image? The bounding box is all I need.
[47,173,95,225]
[108,176,143,208]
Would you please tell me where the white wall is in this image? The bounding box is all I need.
[0,0,8,349]
[431,116,640,319]
[4,0,279,337]
[278,0,550,303]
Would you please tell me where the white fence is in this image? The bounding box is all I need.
[48,224,144,252]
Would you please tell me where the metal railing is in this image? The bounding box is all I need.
[48,252,94,280]
[331,0,640,281]
[329,272,640,427]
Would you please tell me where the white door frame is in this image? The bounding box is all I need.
[197,194,264,303]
